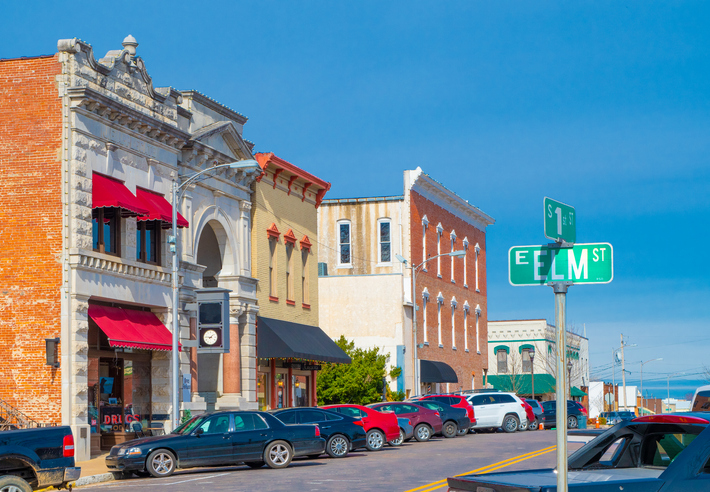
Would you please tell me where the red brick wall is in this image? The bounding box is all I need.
[410,191,489,391]
[0,55,63,423]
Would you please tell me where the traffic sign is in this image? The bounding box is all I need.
[508,243,613,286]
[544,197,576,243]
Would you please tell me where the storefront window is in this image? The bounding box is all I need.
[293,375,309,407]
[275,372,288,409]
[257,372,270,411]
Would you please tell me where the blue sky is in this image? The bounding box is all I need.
[5,1,709,398]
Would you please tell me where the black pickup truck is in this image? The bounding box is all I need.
[0,426,80,491]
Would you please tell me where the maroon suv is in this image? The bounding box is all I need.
[368,402,443,442]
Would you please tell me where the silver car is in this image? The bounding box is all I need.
[389,417,414,446]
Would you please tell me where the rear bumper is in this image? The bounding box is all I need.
[293,438,326,457]
[64,467,81,482]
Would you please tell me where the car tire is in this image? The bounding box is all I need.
[502,414,520,433]
[388,428,405,446]
[518,418,529,431]
[0,476,32,492]
[414,424,432,442]
[365,429,385,451]
[443,421,458,438]
[264,440,293,469]
[528,418,539,431]
[567,415,578,429]
[245,461,265,469]
[147,449,177,478]
[326,434,350,458]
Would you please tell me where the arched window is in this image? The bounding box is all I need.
[437,292,444,347]
[451,297,457,349]
[422,288,430,344]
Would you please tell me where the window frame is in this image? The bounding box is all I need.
[269,237,278,300]
[301,248,310,307]
[92,208,121,256]
[136,220,161,265]
[497,349,508,373]
[377,218,392,266]
[286,243,294,304]
[336,220,352,268]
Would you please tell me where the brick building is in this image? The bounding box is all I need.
[318,168,494,396]
[251,153,348,410]
[0,36,262,460]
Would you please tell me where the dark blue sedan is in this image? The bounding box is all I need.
[448,413,710,491]
[271,407,367,458]
[106,411,324,477]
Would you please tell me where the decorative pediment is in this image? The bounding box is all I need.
[188,121,253,162]
[266,223,280,239]
[283,229,297,246]
[300,235,312,251]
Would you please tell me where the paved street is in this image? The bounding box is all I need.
[82,430,582,492]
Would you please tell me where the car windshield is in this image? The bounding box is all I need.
[172,415,207,435]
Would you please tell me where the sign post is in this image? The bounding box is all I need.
[507,198,613,492]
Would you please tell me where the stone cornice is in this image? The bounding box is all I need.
[66,87,190,150]
[181,90,248,125]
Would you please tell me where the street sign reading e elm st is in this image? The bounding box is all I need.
[544,197,576,243]
[508,243,613,286]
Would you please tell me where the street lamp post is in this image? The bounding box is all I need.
[529,347,535,400]
[396,250,466,394]
[640,358,662,416]
[665,372,685,414]
[170,159,260,429]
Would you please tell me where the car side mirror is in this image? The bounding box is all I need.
[194,428,204,437]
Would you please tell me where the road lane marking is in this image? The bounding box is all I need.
[403,445,556,492]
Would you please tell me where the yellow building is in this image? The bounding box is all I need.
[252,153,349,410]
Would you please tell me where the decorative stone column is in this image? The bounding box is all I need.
[239,201,252,277]
[68,294,91,462]
[223,303,246,395]
[240,304,259,409]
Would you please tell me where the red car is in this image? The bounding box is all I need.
[321,404,400,451]
[368,401,443,442]
[412,395,476,434]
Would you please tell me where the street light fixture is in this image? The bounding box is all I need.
[640,358,662,415]
[396,250,466,393]
[170,159,261,428]
[567,359,573,400]
[529,347,535,399]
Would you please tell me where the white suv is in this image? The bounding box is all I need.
[465,392,528,433]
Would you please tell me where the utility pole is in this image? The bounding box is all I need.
[621,334,626,410]
[611,347,616,411]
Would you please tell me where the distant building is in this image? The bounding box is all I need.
[318,168,494,396]
[487,319,589,401]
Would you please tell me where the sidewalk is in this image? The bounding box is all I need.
[73,454,114,488]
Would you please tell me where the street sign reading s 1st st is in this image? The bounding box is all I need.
[508,243,613,286]
[544,197,576,243]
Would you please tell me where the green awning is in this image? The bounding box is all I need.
[486,374,556,395]
[571,386,587,397]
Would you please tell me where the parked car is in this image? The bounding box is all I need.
[525,399,544,430]
[415,400,472,439]
[368,402,443,442]
[604,410,636,426]
[447,413,710,492]
[321,404,400,451]
[519,400,536,431]
[691,384,710,411]
[540,400,587,429]
[464,391,528,433]
[0,426,80,492]
[106,411,324,477]
[270,407,366,458]
[389,417,414,446]
[410,395,475,436]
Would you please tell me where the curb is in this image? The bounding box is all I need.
[73,473,115,488]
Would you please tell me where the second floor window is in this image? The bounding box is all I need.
[269,238,278,299]
[92,208,120,256]
[137,220,160,264]
[302,249,310,306]
[378,219,391,263]
[522,349,532,373]
[338,221,351,266]
[497,349,508,373]
[286,244,294,302]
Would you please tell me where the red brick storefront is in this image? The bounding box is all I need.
[0,55,63,423]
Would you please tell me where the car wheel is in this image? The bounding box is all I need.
[0,476,32,492]
[567,415,578,429]
[388,428,405,446]
[518,418,529,431]
[264,440,293,469]
[245,461,265,469]
[326,434,350,458]
[366,429,385,451]
[414,424,431,442]
[443,421,458,438]
[528,418,539,431]
[147,449,177,478]
[503,415,520,433]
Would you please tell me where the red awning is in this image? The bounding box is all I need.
[88,305,181,352]
[92,173,150,217]
[136,188,189,229]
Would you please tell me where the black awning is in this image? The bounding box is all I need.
[420,360,458,383]
[257,316,351,364]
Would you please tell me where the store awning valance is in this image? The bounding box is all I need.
[256,316,351,364]
[89,305,180,352]
[571,386,587,397]
[92,173,150,217]
[486,374,556,395]
[136,188,189,229]
[420,360,458,383]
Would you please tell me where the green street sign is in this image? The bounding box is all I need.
[544,197,576,243]
[508,243,613,286]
